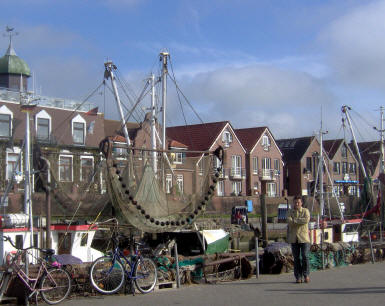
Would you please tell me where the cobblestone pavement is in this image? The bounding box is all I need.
[60,261,385,306]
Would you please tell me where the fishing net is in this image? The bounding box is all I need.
[100,137,223,233]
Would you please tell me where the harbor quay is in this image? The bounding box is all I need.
[61,261,385,306]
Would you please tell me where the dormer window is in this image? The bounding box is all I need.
[0,105,13,138]
[262,134,271,151]
[341,145,347,158]
[222,130,233,147]
[35,110,51,141]
[72,114,86,145]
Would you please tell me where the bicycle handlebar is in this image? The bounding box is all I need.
[2,236,52,255]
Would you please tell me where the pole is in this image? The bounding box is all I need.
[104,62,131,147]
[342,106,367,178]
[379,107,385,240]
[160,52,168,151]
[150,74,157,175]
[255,236,259,279]
[174,243,180,288]
[260,194,268,247]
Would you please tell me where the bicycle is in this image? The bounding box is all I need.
[89,219,157,295]
[0,236,72,305]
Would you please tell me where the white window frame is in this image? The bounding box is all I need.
[6,147,22,181]
[71,114,86,145]
[174,152,184,164]
[274,159,280,175]
[267,182,277,197]
[80,156,94,182]
[232,181,242,195]
[176,174,183,193]
[262,134,271,151]
[0,105,13,137]
[231,155,242,177]
[166,174,172,194]
[252,157,258,174]
[59,155,73,182]
[35,110,51,141]
[222,130,233,147]
[217,181,224,196]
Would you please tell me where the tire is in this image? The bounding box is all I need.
[134,257,157,293]
[89,256,125,294]
[40,268,71,305]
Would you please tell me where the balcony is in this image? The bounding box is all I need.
[229,167,246,179]
[259,169,276,181]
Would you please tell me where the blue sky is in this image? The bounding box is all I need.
[1,0,385,141]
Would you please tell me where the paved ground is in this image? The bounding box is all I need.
[61,261,385,306]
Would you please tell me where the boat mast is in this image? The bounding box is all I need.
[104,61,131,146]
[342,105,367,178]
[319,125,325,219]
[160,52,169,151]
[150,74,157,174]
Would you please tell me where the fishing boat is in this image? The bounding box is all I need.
[101,52,224,233]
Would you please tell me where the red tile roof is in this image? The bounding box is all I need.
[166,121,229,151]
[234,127,267,153]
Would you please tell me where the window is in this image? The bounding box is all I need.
[262,134,270,150]
[333,162,340,174]
[267,182,277,197]
[274,159,280,174]
[16,235,23,249]
[349,163,356,174]
[232,181,241,195]
[213,156,221,170]
[72,114,86,145]
[174,152,185,164]
[37,118,49,140]
[80,156,94,182]
[348,185,357,196]
[6,150,21,180]
[0,105,13,137]
[166,174,172,194]
[306,157,312,172]
[73,122,85,144]
[176,175,183,193]
[342,162,348,174]
[217,181,224,196]
[262,157,271,169]
[231,155,241,176]
[35,110,51,141]
[252,157,258,174]
[59,155,73,182]
[80,233,88,246]
[341,145,347,158]
[222,131,233,147]
[33,234,38,248]
[0,114,11,137]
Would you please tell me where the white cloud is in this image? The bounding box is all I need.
[160,63,336,138]
[320,0,385,90]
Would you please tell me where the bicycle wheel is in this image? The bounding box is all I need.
[40,268,71,305]
[134,257,157,293]
[90,256,125,294]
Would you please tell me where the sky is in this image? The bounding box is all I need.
[1,0,385,141]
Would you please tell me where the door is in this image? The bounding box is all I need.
[58,233,72,254]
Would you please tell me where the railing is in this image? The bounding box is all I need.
[0,87,95,111]
[229,168,246,179]
[260,169,275,180]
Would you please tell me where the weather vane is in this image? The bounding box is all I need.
[3,26,19,45]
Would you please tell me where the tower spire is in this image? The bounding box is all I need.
[3,26,18,56]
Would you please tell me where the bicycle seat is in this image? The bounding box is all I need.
[41,248,55,256]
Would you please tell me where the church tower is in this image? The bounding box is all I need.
[0,27,31,91]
